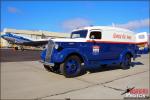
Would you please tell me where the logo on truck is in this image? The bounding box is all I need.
[93,46,100,55]
[113,33,132,39]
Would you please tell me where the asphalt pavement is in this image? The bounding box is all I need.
[0,48,149,99]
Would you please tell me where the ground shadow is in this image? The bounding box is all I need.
[0,49,42,62]
[82,61,144,75]
[131,62,144,67]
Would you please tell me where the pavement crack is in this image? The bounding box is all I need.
[101,84,125,91]
[99,70,149,92]
[35,84,95,100]
[35,70,149,99]
[101,70,149,84]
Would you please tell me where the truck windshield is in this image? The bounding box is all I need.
[71,30,87,38]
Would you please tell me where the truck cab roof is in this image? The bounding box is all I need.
[73,26,135,34]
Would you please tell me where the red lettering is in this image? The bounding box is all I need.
[127,35,132,39]
[130,89,149,94]
[121,34,126,39]
[113,33,121,39]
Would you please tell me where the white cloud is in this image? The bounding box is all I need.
[114,19,150,30]
[61,18,90,32]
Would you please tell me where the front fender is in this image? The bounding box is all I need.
[52,48,86,63]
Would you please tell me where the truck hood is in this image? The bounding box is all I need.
[51,38,86,42]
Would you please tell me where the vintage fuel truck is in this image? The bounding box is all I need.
[41,26,141,77]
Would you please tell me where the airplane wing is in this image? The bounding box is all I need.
[21,40,48,46]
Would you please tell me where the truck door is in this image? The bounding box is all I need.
[85,30,103,61]
[85,30,115,61]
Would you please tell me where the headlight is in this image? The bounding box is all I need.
[54,43,59,49]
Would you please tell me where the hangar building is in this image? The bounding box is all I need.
[0,28,70,47]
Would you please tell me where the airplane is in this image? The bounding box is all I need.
[0,33,50,50]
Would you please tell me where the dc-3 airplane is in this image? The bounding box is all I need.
[0,33,50,50]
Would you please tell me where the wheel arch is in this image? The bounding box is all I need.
[65,52,85,63]
[126,52,133,57]
[119,50,133,62]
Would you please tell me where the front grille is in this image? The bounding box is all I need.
[45,40,54,63]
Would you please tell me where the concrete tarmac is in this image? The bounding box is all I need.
[0,49,149,99]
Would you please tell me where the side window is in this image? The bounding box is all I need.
[90,31,102,39]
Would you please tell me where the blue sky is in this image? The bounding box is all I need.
[1,1,149,33]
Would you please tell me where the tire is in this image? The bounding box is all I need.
[60,55,82,78]
[44,64,60,73]
[14,47,18,50]
[21,47,24,51]
[120,54,131,69]
[44,65,53,72]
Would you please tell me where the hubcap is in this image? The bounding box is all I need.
[66,59,79,75]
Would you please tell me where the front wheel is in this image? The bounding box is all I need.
[44,65,53,72]
[44,64,60,73]
[120,54,131,69]
[60,55,82,78]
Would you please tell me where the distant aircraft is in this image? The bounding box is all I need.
[0,33,50,50]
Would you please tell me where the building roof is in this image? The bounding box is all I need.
[3,28,70,38]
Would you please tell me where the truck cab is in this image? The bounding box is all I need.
[41,26,137,77]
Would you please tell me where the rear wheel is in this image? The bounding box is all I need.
[60,55,82,78]
[120,54,131,69]
[20,46,24,51]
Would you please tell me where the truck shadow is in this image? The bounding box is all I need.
[56,61,144,77]
[85,61,144,74]
[131,62,144,67]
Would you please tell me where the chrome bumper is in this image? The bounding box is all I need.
[39,60,54,66]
